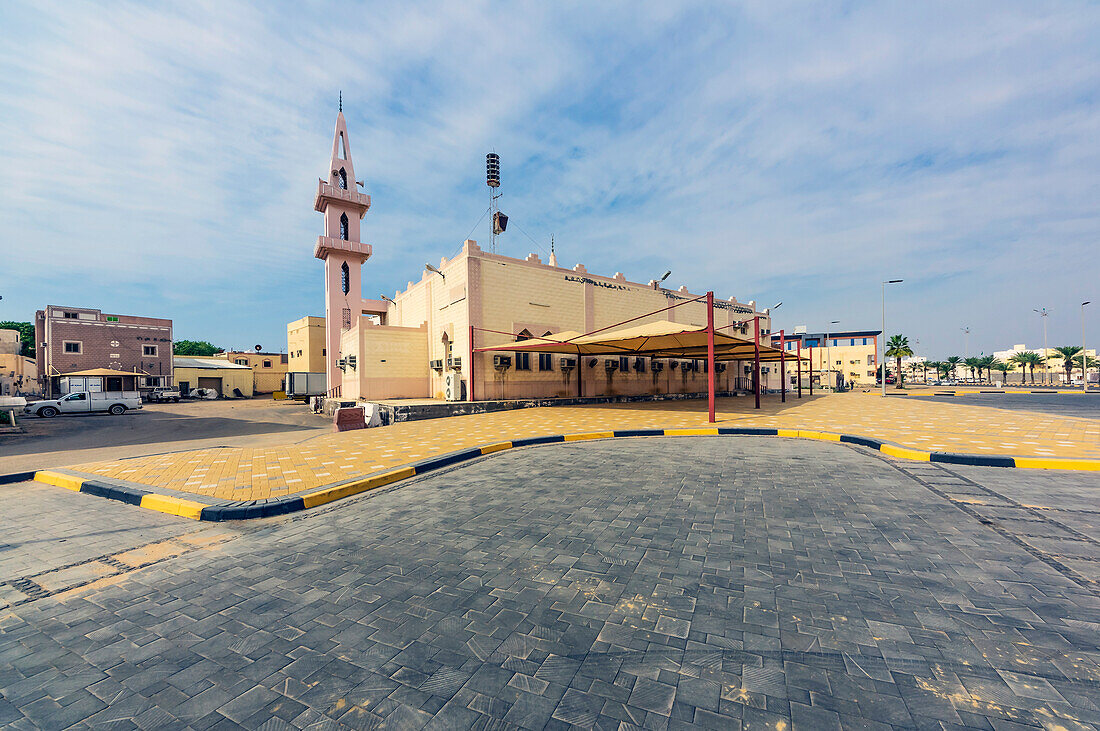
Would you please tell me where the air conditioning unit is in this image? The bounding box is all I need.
[430,359,444,371]
[744,365,752,374]
[651,361,664,372]
[604,359,618,371]
[633,357,646,371]
[444,372,463,401]
[560,357,576,369]
[715,363,726,373]
[762,366,770,374]
[587,357,599,368]
[493,355,511,369]
[347,355,357,370]
[448,356,462,370]
[337,357,348,371]
[681,361,695,373]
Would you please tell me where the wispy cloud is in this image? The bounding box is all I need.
[0,1,1096,355]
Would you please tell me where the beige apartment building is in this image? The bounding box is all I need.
[286,316,326,374]
[217,351,289,393]
[773,330,881,388]
[0,329,39,396]
[335,239,773,401]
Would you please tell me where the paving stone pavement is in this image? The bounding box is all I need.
[1,437,1098,730]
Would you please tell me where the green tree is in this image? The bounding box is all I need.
[945,356,962,380]
[990,359,1013,384]
[173,340,222,356]
[977,355,996,383]
[885,335,913,388]
[1051,346,1083,383]
[1010,351,1043,384]
[963,357,981,381]
[0,321,35,358]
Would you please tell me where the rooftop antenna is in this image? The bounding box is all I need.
[486,153,506,253]
[339,91,342,113]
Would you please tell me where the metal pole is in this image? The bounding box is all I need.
[753,315,761,409]
[779,329,786,403]
[797,341,802,398]
[809,345,814,395]
[468,325,475,402]
[1042,313,1048,384]
[881,282,887,397]
[707,291,715,423]
[1084,301,1091,393]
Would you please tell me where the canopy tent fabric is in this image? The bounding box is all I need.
[475,321,804,363]
[59,368,149,377]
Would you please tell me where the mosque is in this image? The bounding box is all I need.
[294,108,784,404]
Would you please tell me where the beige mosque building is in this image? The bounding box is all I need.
[292,109,777,403]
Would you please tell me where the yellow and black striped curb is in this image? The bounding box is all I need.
[26,427,1100,521]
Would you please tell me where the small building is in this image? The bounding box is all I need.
[0,329,39,396]
[216,351,289,393]
[773,330,882,387]
[287,316,327,374]
[35,305,173,398]
[56,368,143,395]
[173,357,254,398]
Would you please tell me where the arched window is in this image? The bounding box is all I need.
[340,213,349,240]
[341,262,350,295]
[338,168,347,189]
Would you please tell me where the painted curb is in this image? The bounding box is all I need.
[32,429,1100,521]
[0,471,36,485]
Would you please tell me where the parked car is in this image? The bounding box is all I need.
[146,387,181,403]
[24,391,143,417]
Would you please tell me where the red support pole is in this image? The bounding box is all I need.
[468,324,475,402]
[706,291,716,423]
[753,315,761,409]
[809,345,814,395]
[779,329,786,404]
[797,341,802,398]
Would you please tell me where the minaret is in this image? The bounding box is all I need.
[314,96,372,393]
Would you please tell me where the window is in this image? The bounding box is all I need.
[65,392,86,401]
[635,357,646,373]
[538,353,553,371]
[338,168,347,189]
[236,358,248,365]
[63,341,82,354]
[341,262,350,294]
[322,349,326,356]
[143,345,158,356]
[63,311,78,319]
[619,357,629,372]
[340,213,349,240]
[263,360,272,368]
[106,316,119,322]
[862,338,869,345]
[516,352,531,370]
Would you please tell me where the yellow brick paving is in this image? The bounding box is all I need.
[69,393,1100,501]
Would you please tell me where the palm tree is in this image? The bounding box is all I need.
[963,357,981,382]
[1016,351,1045,384]
[1009,352,1032,384]
[990,359,1013,385]
[977,355,996,383]
[1052,346,1083,384]
[945,356,963,380]
[885,335,914,388]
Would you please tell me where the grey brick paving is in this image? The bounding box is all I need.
[1,437,1099,729]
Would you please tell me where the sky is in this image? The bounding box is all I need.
[1,1,1097,359]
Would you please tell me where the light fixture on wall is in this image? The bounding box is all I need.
[425,263,445,281]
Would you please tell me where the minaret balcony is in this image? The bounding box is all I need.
[314,180,372,213]
[314,236,373,262]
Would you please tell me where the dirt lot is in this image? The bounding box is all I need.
[0,397,330,474]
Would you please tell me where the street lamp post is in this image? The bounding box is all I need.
[960,326,971,360]
[825,321,839,392]
[1033,308,1049,384]
[882,280,903,397]
[1084,301,1092,393]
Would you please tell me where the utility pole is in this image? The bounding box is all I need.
[1033,308,1049,384]
[1084,301,1092,393]
[882,280,903,397]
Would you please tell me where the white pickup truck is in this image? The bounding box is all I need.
[24,391,143,418]
[146,387,181,403]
